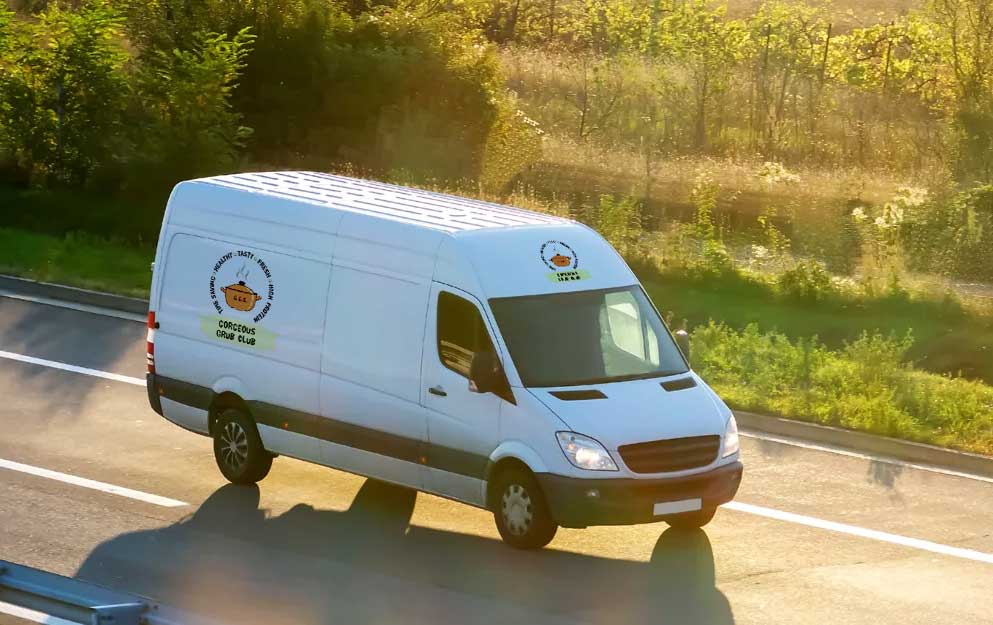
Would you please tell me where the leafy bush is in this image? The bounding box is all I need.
[903,185,993,281]
[0,0,128,186]
[583,194,643,255]
[479,106,543,196]
[776,260,837,302]
[692,322,993,454]
[122,28,255,202]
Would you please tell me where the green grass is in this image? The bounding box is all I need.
[0,186,163,244]
[636,262,993,386]
[691,322,993,456]
[0,228,153,298]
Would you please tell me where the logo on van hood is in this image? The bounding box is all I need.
[209,251,274,323]
[540,240,590,283]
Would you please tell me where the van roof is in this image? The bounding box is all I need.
[200,171,569,234]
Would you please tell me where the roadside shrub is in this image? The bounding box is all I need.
[691,322,993,454]
[776,260,836,302]
[903,185,993,281]
[479,106,543,197]
[583,194,643,256]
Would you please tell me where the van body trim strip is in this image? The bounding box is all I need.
[154,375,489,480]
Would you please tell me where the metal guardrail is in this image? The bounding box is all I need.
[0,560,221,625]
[0,560,145,624]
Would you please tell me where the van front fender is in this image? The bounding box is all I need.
[487,440,549,477]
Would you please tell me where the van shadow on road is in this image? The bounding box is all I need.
[76,480,734,625]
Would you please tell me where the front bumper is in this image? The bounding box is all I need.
[537,460,743,528]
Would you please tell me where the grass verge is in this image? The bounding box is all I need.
[692,322,993,456]
[0,228,153,298]
[636,263,993,385]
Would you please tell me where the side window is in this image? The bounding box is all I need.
[603,290,660,367]
[438,291,495,377]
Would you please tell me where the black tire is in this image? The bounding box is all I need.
[666,507,717,530]
[492,467,558,550]
[213,408,273,484]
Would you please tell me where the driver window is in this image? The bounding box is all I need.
[438,291,495,378]
[604,290,660,366]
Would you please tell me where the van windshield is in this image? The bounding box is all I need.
[489,286,689,388]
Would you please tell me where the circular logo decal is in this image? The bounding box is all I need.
[540,240,578,271]
[209,251,274,323]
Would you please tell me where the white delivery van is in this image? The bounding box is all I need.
[146,171,742,549]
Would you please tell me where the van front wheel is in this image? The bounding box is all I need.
[493,468,558,550]
[213,408,272,484]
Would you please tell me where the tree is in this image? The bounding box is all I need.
[565,52,627,141]
[0,0,127,185]
[655,1,745,151]
[927,0,993,182]
[124,28,255,198]
[745,2,829,157]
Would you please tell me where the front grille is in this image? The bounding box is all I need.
[618,435,720,474]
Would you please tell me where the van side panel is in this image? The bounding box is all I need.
[317,214,440,488]
[322,267,427,402]
[319,267,430,488]
[154,231,330,462]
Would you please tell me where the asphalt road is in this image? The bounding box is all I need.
[1,295,992,625]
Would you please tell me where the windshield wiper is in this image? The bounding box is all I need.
[539,368,689,388]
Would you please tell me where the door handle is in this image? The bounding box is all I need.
[428,385,447,397]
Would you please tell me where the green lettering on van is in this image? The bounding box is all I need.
[546,269,591,283]
[199,315,276,351]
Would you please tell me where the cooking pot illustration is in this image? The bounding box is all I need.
[221,281,263,312]
[550,253,572,268]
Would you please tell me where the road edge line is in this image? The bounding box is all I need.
[735,411,993,479]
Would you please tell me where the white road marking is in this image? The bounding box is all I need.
[0,350,144,387]
[740,430,993,485]
[0,458,187,508]
[0,290,145,323]
[726,501,993,565]
[0,600,81,625]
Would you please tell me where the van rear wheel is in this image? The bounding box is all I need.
[493,467,558,550]
[213,408,272,484]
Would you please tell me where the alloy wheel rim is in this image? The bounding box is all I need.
[501,483,533,536]
[220,421,249,472]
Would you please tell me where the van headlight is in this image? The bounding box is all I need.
[722,415,740,458]
[556,432,618,471]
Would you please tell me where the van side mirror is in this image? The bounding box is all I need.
[674,329,691,364]
[469,350,501,394]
